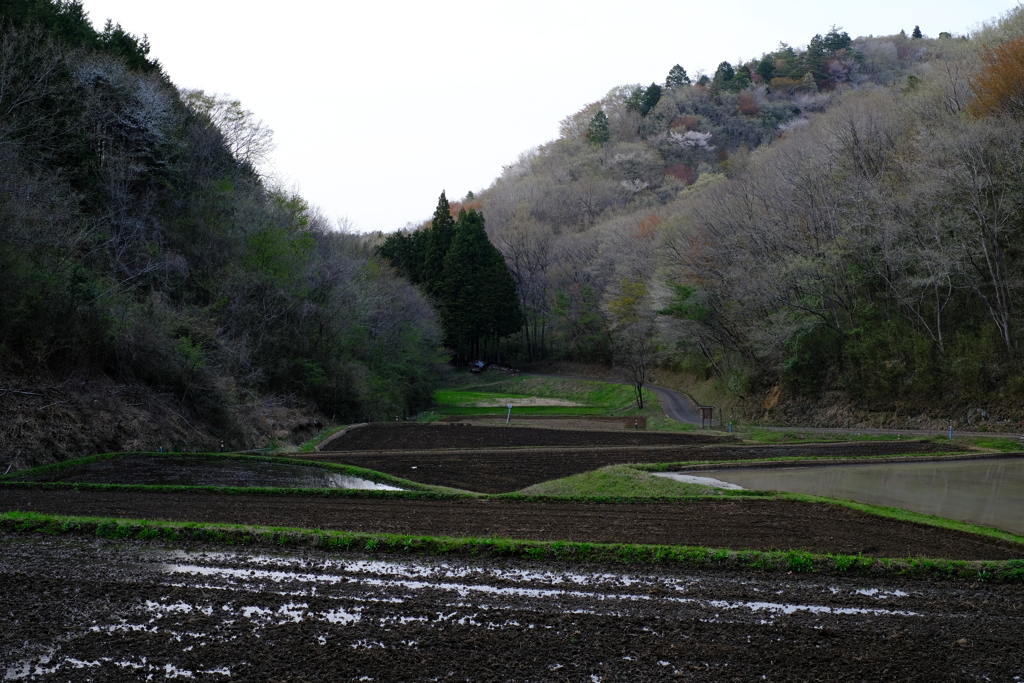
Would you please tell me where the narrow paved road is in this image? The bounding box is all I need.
[524,373,1022,439]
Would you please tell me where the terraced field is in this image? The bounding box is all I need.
[311,423,960,493]
[2,423,1021,681]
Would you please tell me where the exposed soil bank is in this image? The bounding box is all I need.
[0,368,326,474]
[4,535,1023,682]
[1,490,1019,560]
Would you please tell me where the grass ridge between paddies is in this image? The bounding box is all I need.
[4,452,1023,550]
[3,511,1023,584]
[512,463,1024,547]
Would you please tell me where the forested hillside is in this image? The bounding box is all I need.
[0,0,443,466]
[439,13,1024,426]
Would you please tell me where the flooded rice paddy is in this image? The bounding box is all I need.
[11,455,401,490]
[698,456,1024,534]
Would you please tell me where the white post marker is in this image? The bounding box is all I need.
[506,401,513,424]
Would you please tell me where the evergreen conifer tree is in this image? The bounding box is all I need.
[376,230,428,284]
[437,209,522,359]
[711,62,736,91]
[422,191,456,299]
[640,83,662,116]
[586,110,610,145]
[912,25,923,39]
[666,64,691,88]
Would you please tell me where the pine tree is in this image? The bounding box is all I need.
[822,26,852,52]
[586,110,610,145]
[711,61,736,91]
[912,25,923,39]
[732,65,751,90]
[640,83,662,116]
[774,43,801,78]
[666,64,690,88]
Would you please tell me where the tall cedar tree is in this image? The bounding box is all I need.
[422,190,456,299]
[437,209,523,359]
[375,190,454,288]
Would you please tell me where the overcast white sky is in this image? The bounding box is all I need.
[81,1,1020,233]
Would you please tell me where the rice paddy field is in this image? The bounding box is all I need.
[3,374,1024,680]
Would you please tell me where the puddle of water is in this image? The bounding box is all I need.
[4,650,231,681]
[14,455,400,490]
[652,472,745,490]
[700,457,1024,534]
[159,561,919,620]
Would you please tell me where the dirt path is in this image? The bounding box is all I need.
[2,490,1019,560]
[3,534,1023,681]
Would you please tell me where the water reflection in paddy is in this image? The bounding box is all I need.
[698,456,1024,534]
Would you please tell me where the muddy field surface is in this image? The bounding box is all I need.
[3,534,1023,682]
[322,424,730,451]
[8,454,395,490]
[312,439,959,493]
[2,490,1019,560]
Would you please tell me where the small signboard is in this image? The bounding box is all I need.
[700,406,715,429]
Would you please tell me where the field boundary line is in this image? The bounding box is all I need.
[3,511,1022,583]
[314,423,370,451]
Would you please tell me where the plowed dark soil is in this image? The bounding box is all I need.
[4,535,1024,682]
[2,489,1019,559]
[323,423,730,450]
[314,427,958,492]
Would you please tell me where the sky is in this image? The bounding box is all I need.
[80,1,1021,233]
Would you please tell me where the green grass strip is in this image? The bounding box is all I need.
[3,511,1022,584]
[0,479,473,500]
[633,451,979,472]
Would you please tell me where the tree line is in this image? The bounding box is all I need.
[376,192,522,362]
